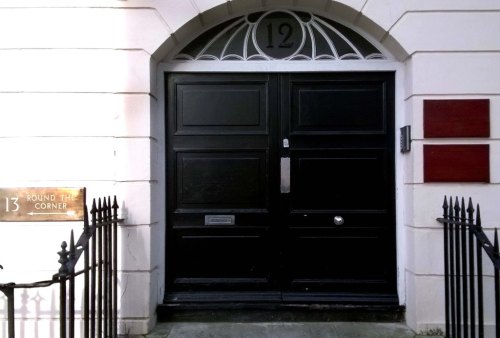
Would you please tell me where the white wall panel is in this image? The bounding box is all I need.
[192,0,226,13]
[362,0,500,42]
[0,8,169,54]
[361,0,406,33]
[0,0,151,7]
[407,53,500,97]
[407,272,498,332]
[406,0,500,11]
[327,0,367,23]
[0,49,150,93]
[412,184,500,228]
[405,227,443,275]
[115,95,153,138]
[191,0,229,31]
[336,0,366,11]
[492,97,500,138]
[115,182,153,226]
[392,12,500,56]
[118,318,151,337]
[119,225,153,271]
[154,1,198,33]
[405,272,445,332]
[409,142,423,184]
[115,138,152,182]
[0,137,115,181]
[491,142,500,183]
[118,272,151,318]
[0,93,150,137]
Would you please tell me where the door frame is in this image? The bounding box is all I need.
[157,60,407,305]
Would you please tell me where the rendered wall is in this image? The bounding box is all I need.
[0,0,499,336]
[0,1,167,335]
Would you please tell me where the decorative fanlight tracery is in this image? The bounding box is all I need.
[174,10,387,61]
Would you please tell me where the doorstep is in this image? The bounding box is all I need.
[136,321,427,338]
[120,309,443,338]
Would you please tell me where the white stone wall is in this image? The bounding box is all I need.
[0,1,167,336]
[0,0,499,335]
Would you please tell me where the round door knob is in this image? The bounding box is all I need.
[333,216,344,225]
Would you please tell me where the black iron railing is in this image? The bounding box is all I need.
[0,195,121,338]
[438,196,500,338]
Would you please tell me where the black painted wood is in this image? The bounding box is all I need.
[165,72,396,305]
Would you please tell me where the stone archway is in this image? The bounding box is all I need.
[157,1,404,310]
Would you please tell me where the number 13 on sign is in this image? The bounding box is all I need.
[4,197,19,212]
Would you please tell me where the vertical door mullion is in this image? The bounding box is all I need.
[278,74,292,293]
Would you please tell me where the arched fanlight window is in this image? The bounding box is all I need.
[174,10,386,61]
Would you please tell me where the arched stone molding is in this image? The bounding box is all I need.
[152,0,409,63]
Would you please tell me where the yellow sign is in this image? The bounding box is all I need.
[0,188,84,222]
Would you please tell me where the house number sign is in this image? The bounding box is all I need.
[0,187,84,222]
[253,10,305,59]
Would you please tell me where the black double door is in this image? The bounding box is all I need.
[166,72,397,304]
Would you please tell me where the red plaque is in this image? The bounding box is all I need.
[424,145,489,182]
[424,99,490,138]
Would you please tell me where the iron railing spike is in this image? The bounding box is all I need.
[70,231,75,250]
[460,197,466,219]
[467,197,474,211]
[107,196,112,221]
[69,231,76,274]
[454,196,460,213]
[83,187,87,207]
[443,195,448,210]
[91,198,97,213]
[477,204,482,228]
[98,197,103,224]
[466,197,474,228]
[467,197,474,215]
[449,197,453,222]
[495,229,499,258]
[83,204,89,233]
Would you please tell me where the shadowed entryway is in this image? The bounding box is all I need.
[164,72,396,306]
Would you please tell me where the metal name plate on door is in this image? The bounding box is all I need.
[205,215,235,225]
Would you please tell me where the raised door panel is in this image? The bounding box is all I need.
[175,82,268,135]
[290,80,387,135]
[169,227,274,291]
[284,227,395,296]
[290,148,388,211]
[176,152,268,210]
